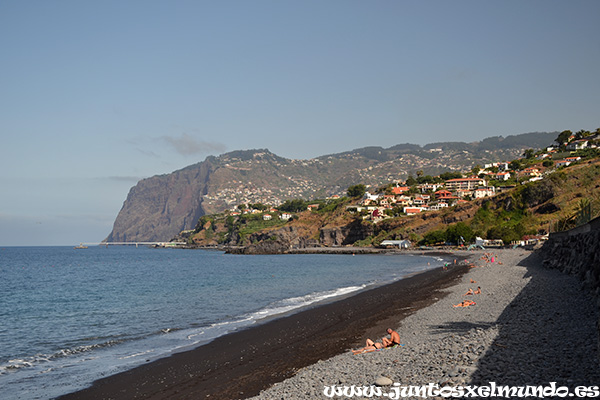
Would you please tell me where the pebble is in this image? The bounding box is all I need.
[250,249,600,399]
[374,376,393,386]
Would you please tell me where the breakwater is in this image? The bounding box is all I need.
[540,215,600,355]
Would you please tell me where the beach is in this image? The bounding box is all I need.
[58,249,600,399]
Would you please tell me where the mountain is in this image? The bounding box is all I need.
[105,132,557,242]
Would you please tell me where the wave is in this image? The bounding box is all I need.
[0,339,123,375]
[169,285,370,350]
[247,284,367,321]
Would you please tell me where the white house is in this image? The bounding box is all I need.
[566,140,589,151]
[429,202,449,211]
[495,172,511,181]
[473,187,496,199]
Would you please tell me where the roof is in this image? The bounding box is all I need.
[446,178,483,182]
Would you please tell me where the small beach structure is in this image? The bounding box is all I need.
[379,240,411,249]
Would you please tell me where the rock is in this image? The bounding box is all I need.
[375,376,394,386]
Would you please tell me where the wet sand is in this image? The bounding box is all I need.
[58,257,469,400]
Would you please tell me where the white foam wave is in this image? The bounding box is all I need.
[248,284,366,321]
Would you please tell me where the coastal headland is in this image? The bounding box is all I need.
[59,249,600,399]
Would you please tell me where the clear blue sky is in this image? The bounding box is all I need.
[1,0,599,246]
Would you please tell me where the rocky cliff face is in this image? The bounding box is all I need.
[105,162,212,242]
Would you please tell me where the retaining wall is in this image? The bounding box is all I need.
[540,215,600,357]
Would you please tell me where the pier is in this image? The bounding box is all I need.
[77,242,187,248]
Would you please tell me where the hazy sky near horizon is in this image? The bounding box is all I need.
[1,1,599,246]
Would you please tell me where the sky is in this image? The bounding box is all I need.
[1,0,599,246]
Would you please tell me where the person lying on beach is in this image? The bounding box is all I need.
[352,339,383,354]
[352,328,400,354]
[474,286,481,294]
[464,288,474,296]
[453,300,476,307]
[381,328,400,348]
[470,278,477,283]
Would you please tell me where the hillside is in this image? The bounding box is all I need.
[105,132,557,242]
[186,155,600,254]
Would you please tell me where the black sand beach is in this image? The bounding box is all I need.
[58,258,469,400]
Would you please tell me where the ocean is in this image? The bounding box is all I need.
[0,246,444,399]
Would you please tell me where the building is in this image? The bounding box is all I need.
[566,140,589,151]
[495,172,511,181]
[473,187,496,199]
[403,206,427,215]
[380,240,411,249]
[391,186,410,195]
[444,177,486,191]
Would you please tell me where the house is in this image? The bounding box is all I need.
[429,202,449,211]
[444,177,486,191]
[403,206,427,215]
[365,192,380,201]
[418,183,443,193]
[455,189,474,199]
[556,160,572,168]
[395,195,412,206]
[521,167,541,177]
[263,214,272,221]
[565,156,581,163]
[566,140,589,151]
[434,190,453,200]
[307,204,319,211]
[280,213,292,220]
[473,187,496,199]
[495,172,511,181]
[391,186,410,195]
[412,196,429,206]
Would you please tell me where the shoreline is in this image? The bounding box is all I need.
[58,253,472,399]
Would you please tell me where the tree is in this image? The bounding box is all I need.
[279,199,307,213]
[523,149,535,159]
[445,222,475,245]
[555,130,572,146]
[439,171,463,180]
[509,159,522,171]
[347,184,366,198]
[421,229,446,246]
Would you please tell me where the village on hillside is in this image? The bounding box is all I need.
[224,131,600,223]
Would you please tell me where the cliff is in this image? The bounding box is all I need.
[105,162,212,242]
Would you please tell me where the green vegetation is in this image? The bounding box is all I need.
[347,184,366,198]
[420,222,475,246]
[279,199,308,213]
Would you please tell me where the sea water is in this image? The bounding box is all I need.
[0,246,444,399]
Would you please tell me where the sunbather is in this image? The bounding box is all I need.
[453,300,476,307]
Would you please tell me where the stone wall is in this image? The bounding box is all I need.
[540,215,600,356]
[541,215,600,292]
